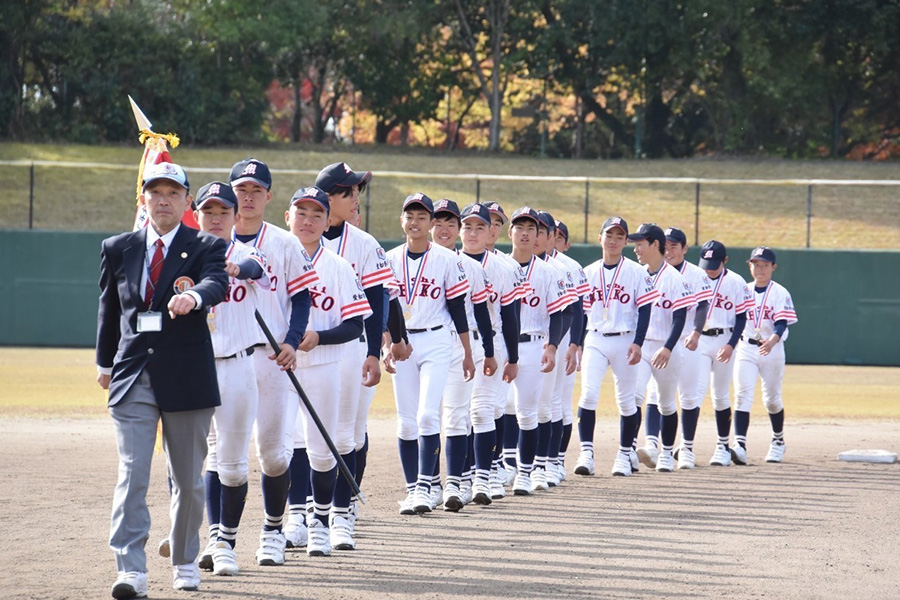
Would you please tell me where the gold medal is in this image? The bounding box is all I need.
[603,308,609,321]
[403,310,412,321]
[207,309,216,333]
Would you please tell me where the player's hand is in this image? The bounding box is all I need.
[462,353,476,381]
[224,261,241,278]
[483,356,499,377]
[564,344,578,375]
[759,335,779,356]
[97,373,110,390]
[716,344,734,363]
[540,345,557,373]
[167,293,197,319]
[626,343,642,365]
[576,346,583,372]
[651,347,671,370]
[502,362,518,383]
[684,331,700,351]
[391,341,411,361]
[362,355,382,387]
[382,351,396,374]
[271,343,296,371]
[298,330,319,352]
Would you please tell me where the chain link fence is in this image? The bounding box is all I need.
[2,160,899,248]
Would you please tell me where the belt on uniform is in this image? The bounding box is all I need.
[602,331,633,338]
[408,325,444,334]
[472,329,495,341]
[519,333,546,343]
[742,336,763,346]
[701,327,733,337]
[220,346,255,360]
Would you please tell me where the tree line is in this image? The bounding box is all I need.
[3,0,899,159]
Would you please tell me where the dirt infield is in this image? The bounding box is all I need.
[1,416,898,600]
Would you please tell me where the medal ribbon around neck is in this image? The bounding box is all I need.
[599,257,624,313]
[650,261,667,290]
[232,222,265,249]
[336,222,350,257]
[402,243,431,308]
[705,269,727,322]
[753,281,773,328]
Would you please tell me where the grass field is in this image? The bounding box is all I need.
[2,347,898,420]
[2,142,900,248]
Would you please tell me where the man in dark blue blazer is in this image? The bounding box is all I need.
[96,162,228,599]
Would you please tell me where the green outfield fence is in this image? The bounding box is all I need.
[1,230,897,366]
[2,160,900,250]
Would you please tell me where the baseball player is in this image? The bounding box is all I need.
[386,193,472,514]
[732,247,797,464]
[682,240,753,467]
[190,182,270,576]
[576,216,658,477]
[656,227,713,470]
[484,202,525,491]
[227,158,318,567]
[430,199,493,510]
[532,211,579,490]
[284,186,373,556]
[551,220,587,475]
[459,202,520,504]
[626,224,693,472]
[506,207,571,495]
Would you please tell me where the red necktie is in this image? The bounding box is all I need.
[144,239,165,308]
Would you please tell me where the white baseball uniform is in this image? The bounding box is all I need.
[634,262,695,416]
[672,260,714,410]
[733,280,797,414]
[206,241,270,488]
[386,242,469,440]
[537,253,578,425]
[291,244,373,472]
[321,222,393,453]
[688,269,754,411]
[237,222,318,476]
[579,257,659,417]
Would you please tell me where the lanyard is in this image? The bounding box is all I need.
[599,257,623,311]
[649,261,667,290]
[402,243,431,307]
[232,222,265,248]
[753,282,773,327]
[706,269,726,322]
[336,222,350,257]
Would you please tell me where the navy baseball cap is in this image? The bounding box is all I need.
[699,240,728,270]
[460,203,491,225]
[485,201,508,224]
[510,206,540,226]
[536,211,556,233]
[230,158,272,190]
[290,186,330,212]
[627,223,666,249]
[601,216,628,235]
[402,192,434,214]
[555,220,569,241]
[434,198,461,220]
[142,162,189,191]
[316,162,372,194]
[194,181,237,210]
[664,227,688,246]
[748,246,777,263]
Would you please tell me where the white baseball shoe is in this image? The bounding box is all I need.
[443,484,465,512]
[574,450,595,476]
[460,480,473,504]
[503,463,517,486]
[428,483,443,509]
[630,449,641,472]
[709,444,732,466]
[496,462,507,486]
[471,480,492,505]
[637,445,659,469]
[731,444,748,466]
[306,519,331,557]
[283,514,308,549]
[611,451,632,477]
[489,468,507,499]
[398,490,416,515]
[111,571,148,599]
[766,441,786,463]
[656,449,675,472]
[212,540,240,576]
[676,447,696,470]
[256,529,286,566]
[413,487,433,513]
[348,499,359,530]
[555,461,567,482]
[512,472,532,496]
[330,514,355,551]
[545,463,561,487]
[198,536,217,571]
[157,537,171,559]
[531,468,549,492]
[172,563,201,591]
